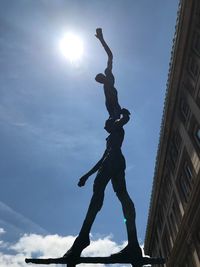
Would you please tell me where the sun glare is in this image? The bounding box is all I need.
[59,32,84,63]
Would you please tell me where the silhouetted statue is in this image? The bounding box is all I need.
[62,29,143,262]
[25,28,165,267]
[95,28,121,120]
[63,108,142,261]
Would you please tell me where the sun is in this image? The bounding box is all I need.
[59,32,84,63]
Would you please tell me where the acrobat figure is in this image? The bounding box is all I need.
[95,28,121,120]
[64,109,142,261]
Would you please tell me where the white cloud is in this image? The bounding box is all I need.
[0,233,146,267]
[0,228,6,235]
[0,205,147,267]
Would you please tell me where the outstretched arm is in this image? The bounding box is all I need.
[78,150,107,187]
[95,28,113,70]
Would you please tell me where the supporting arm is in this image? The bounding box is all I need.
[114,108,131,128]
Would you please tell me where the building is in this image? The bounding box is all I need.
[144,1,200,266]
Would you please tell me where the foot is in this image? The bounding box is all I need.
[63,236,90,260]
[111,244,142,261]
[63,235,90,260]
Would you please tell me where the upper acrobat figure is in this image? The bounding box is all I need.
[95,28,121,120]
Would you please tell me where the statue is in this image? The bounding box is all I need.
[63,28,142,261]
[25,28,165,267]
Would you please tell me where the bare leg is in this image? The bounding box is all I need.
[111,171,142,259]
[78,187,105,236]
[64,169,110,258]
[116,190,141,251]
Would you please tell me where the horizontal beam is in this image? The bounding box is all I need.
[25,256,165,265]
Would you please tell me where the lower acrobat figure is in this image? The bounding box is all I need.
[64,109,142,261]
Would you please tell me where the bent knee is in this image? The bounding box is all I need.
[115,188,128,198]
[115,190,134,204]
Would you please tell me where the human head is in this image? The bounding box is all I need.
[95,73,106,84]
[104,118,115,133]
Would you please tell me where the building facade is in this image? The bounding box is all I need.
[144,1,200,266]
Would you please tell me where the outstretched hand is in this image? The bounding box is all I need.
[95,28,103,40]
[78,174,89,187]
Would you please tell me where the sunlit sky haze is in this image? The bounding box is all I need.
[0,0,179,264]
[59,32,84,63]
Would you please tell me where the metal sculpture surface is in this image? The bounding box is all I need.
[63,28,142,261]
[25,29,165,267]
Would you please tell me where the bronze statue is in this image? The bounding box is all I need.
[25,28,165,267]
[63,28,142,262]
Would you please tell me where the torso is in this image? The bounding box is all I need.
[101,126,126,172]
[106,127,124,152]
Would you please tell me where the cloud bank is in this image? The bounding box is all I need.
[0,231,133,267]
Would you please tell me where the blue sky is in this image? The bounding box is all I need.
[0,0,179,264]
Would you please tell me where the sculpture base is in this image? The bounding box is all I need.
[25,256,165,266]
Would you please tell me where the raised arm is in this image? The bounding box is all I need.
[78,149,108,187]
[95,28,113,70]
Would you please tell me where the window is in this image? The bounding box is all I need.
[167,215,176,243]
[189,116,200,154]
[176,149,196,206]
[197,128,200,141]
[168,143,178,171]
[167,201,180,244]
[178,174,192,204]
[193,32,200,56]
[180,98,190,123]
[193,242,200,266]
[197,230,200,244]
[197,7,200,29]
[170,145,178,163]
[165,176,172,205]
[196,230,200,260]
[174,130,182,150]
[162,230,172,258]
[195,126,200,146]
[160,182,171,215]
[169,135,181,172]
[172,197,181,226]
[184,256,196,267]
[184,162,193,182]
[151,243,157,258]
[157,208,164,233]
[188,56,199,79]
[159,248,162,258]
[183,77,195,95]
[197,87,200,108]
